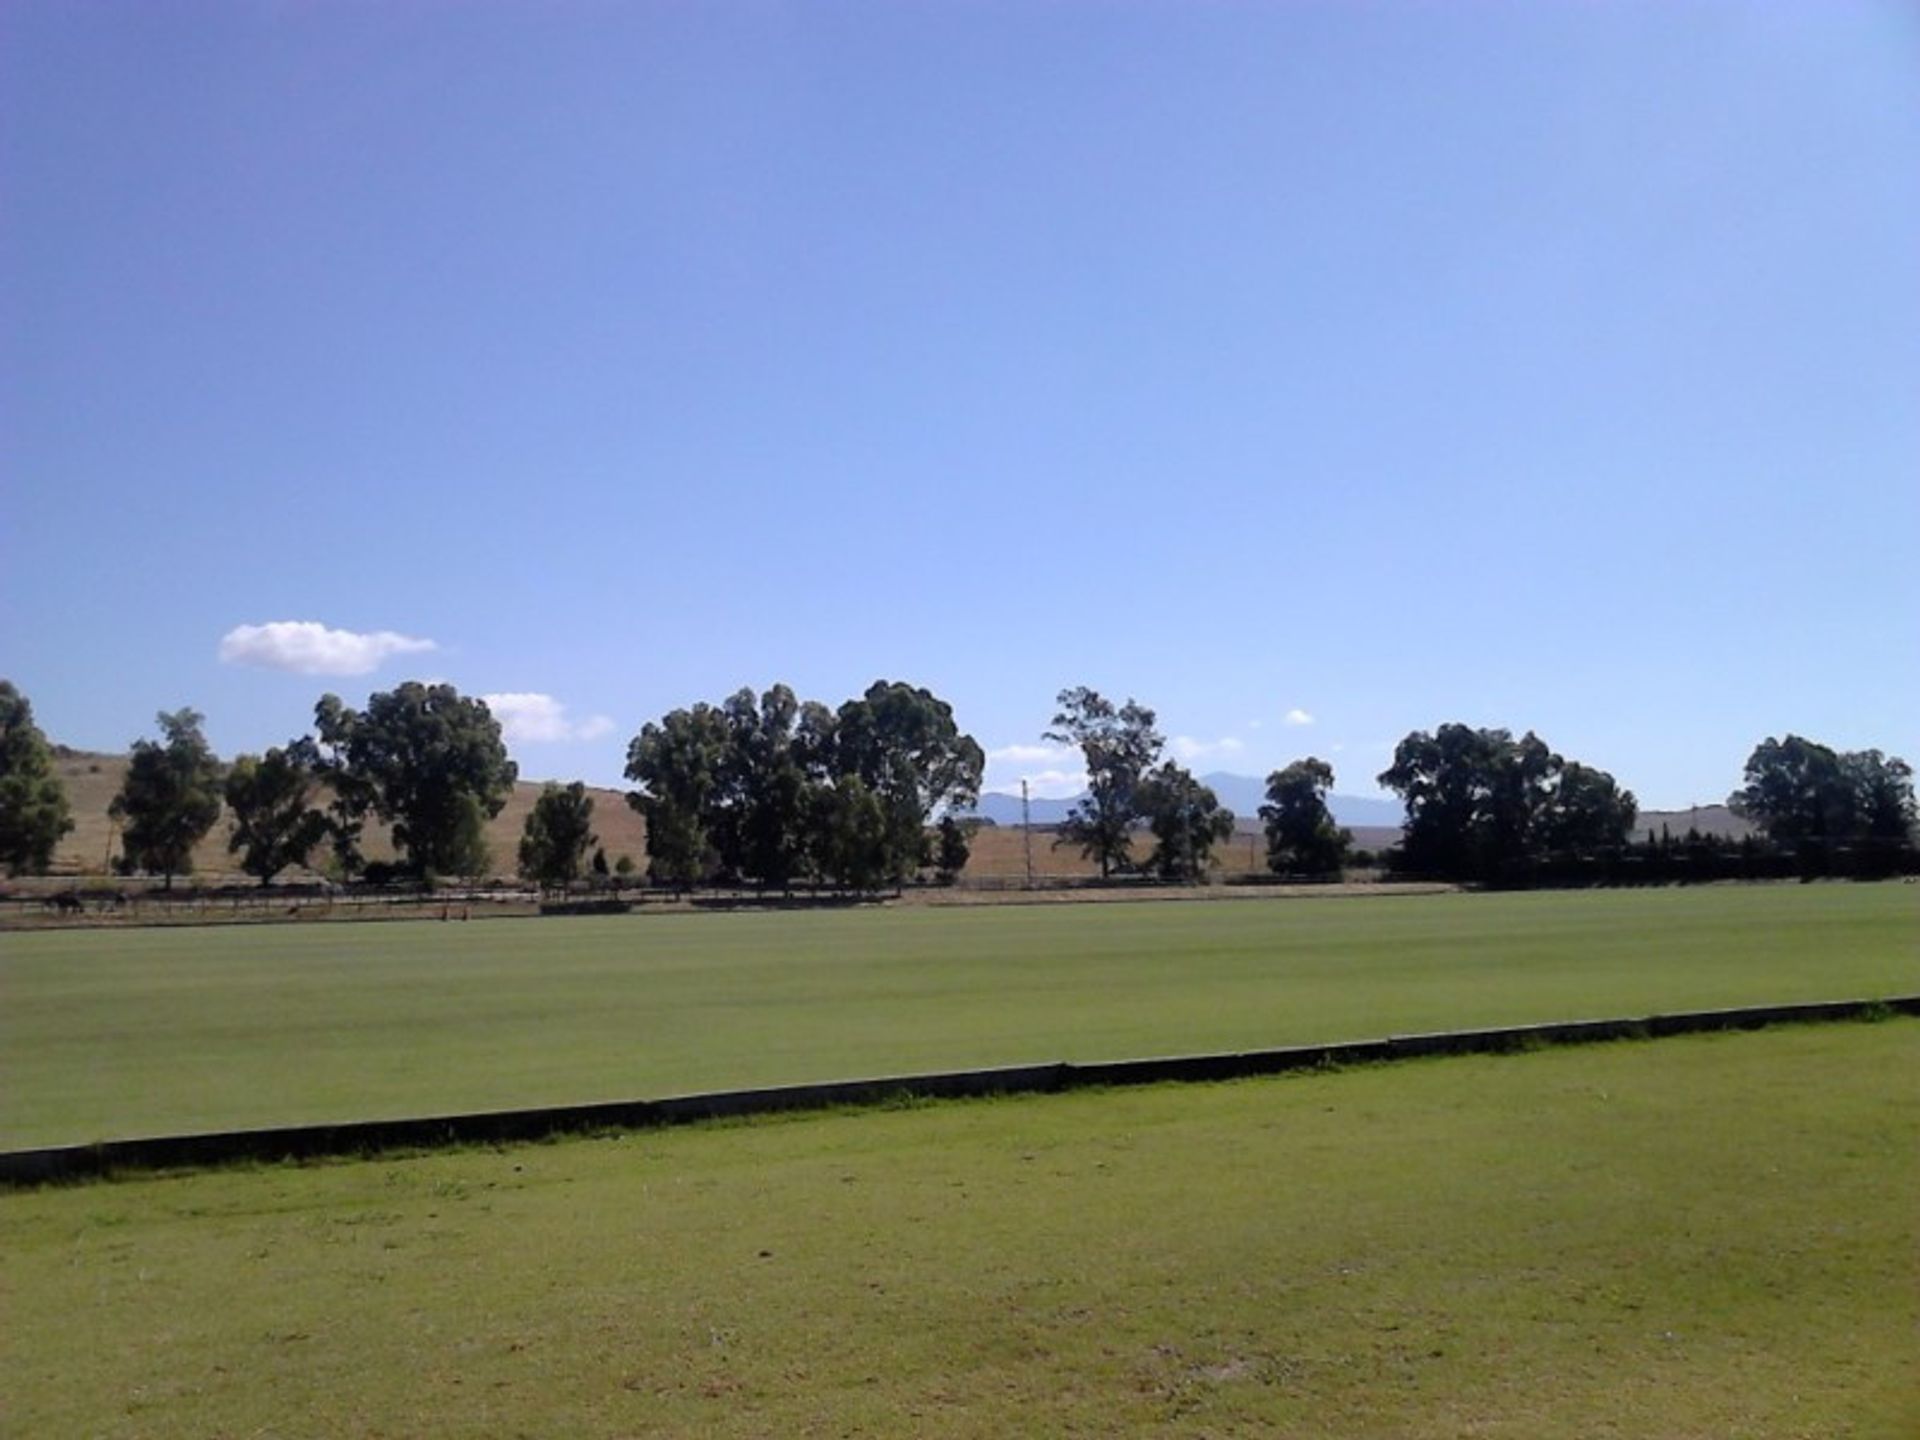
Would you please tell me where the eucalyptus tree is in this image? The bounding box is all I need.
[625,703,729,888]
[111,708,223,889]
[313,682,516,879]
[0,680,74,876]
[224,746,329,885]
[832,680,985,883]
[519,782,598,890]
[1379,724,1635,881]
[1730,736,1914,848]
[1260,757,1351,877]
[1137,762,1234,881]
[1044,687,1163,878]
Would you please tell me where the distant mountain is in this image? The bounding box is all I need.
[969,792,1081,826]
[968,774,1405,831]
[1195,773,1404,829]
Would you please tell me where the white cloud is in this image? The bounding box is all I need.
[1004,769,1085,800]
[1284,708,1315,727]
[983,741,1086,798]
[481,692,617,745]
[988,742,1075,765]
[1171,735,1245,763]
[219,620,436,677]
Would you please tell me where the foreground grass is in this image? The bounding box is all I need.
[4,1021,1915,1437]
[4,883,1916,1147]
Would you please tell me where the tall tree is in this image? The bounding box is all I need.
[713,685,819,889]
[1136,763,1234,881]
[0,680,74,876]
[1727,735,1848,846]
[1044,687,1163,878]
[313,682,517,879]
[1843,749,1918,844]
[1379,724,1493,879]
[1730,736,1916,848]
[110,708,223,890]
[1537,761,1637,856]
[291,702,369,880]
[518,782,598,890]
[625,703,729,889]
[808,774,891,891]
[831,680,985,883]
[224,747,329,885]
[932,814,974,884]
[1380,724,1630,881]
[1260,757,1351,876]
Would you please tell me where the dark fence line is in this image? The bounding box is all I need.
[6,995,1915,1187]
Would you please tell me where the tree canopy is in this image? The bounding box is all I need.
[1044,687,1163,878]
[1729,736,1916,849]
[111,708,224,889]
[832,681,985,882]
[1136,763,1234,880]
[1379,724,1635,882]
[519,782,598,890]
[1260,758,1351,877]
[313,682,517,878]
[625,703,730,889]
[224,746,328,885]
[626,679,983,891]
[0,680,74,877]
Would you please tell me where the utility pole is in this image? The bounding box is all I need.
[1021,778,1034,890]
[1182,770,1195,884]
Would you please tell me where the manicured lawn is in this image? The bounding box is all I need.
[3,882,1914,1147]
[4,1020,1914,1437]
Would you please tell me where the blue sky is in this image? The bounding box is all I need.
[4,2,1916,810]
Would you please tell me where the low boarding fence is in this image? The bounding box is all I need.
[6,994,1914,1186]
[1,885,544,926]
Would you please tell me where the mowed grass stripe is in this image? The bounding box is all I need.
[4,1020,1915,1438]
[3,883,1915,1148]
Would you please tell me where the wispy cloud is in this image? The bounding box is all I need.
[1284,708,1315,727]
[219,620,436,677]
[1171,735,1245,763]
[481,692,617,745]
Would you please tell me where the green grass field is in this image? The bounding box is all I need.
[4,1020,1915,1437]
[4,883,1915,1148]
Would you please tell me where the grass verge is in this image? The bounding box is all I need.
[4,1020,1914,1437]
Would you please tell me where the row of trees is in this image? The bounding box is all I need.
[624,680,984,890]
[0,681,521,888]
[0,682,75,876]
[1039,687,1356,880]
[1036,696,1644,883]
[1726,736,1915,849]
[1376,724,1639,883]
[146,686,521,888]
[2,672,1914,888]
